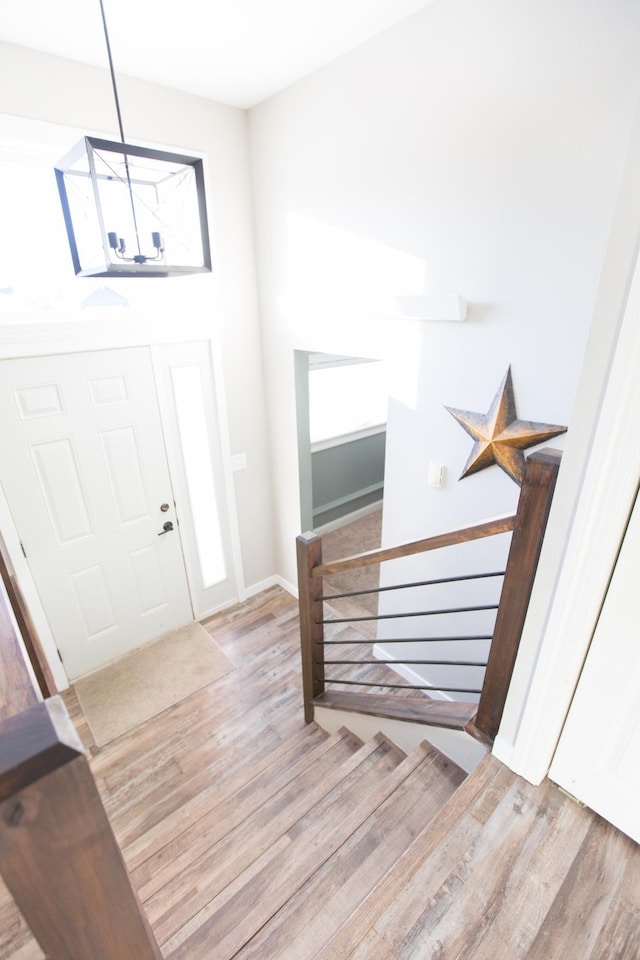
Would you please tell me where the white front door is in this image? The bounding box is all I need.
[549,486,640,844]
[0,347,193,679]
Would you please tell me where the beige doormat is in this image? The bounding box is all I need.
[74,622,235,747]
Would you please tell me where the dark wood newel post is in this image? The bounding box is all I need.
[0,697,162,960]
[474,448,562,742]
[296,533,326,723]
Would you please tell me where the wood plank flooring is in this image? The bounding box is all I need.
[1,585,639,960]
[316,755,640,960]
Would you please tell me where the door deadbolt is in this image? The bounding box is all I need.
[160,503,170,512]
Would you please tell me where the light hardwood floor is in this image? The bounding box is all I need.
[1,585,639,959]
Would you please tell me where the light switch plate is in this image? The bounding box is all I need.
[427,461,446,488]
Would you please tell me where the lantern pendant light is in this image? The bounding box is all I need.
[54,0,212,277]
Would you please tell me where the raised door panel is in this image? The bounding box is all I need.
[30,437,95,544]
[100,426,151,527]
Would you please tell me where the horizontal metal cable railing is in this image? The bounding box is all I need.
[320,569,505,600]
[319,570,504,695]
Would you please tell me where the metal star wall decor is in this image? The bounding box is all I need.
[445,367,567,486]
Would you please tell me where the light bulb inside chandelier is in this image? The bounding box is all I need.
[54,0,211,277]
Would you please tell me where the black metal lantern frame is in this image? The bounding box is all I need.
[54,0,212,278]
[55,136,212,278]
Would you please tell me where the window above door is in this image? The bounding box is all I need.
[0,113,214,325]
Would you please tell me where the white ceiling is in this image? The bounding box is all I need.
[0,0,437,109]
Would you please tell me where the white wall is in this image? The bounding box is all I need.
[249,0,640,614]
[0,41,275,591]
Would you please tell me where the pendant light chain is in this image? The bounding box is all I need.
[98,0,126,144]
[98,0,144,255]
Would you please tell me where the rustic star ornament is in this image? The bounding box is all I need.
[445,367,567,486]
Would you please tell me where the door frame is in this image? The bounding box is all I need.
[0,316,245,689]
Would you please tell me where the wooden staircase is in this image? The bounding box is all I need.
[149,726,466,959]
[127,714,640,960]
[144,716,638,960]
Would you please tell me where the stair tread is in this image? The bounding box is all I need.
[308,752,500,959]
[339,768,595,960]
[152,734,404,947]
[102,692,321,842]
[124,721,329,869]
[310,754,508,959]
[162,736,423,959]
[138,730,362,912]
[234,744,466,960]
[137,726,363,903]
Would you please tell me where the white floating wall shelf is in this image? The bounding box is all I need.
[395,294,467,322]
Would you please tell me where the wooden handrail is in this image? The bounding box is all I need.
[0,583,162,959]
[312,513,516,577]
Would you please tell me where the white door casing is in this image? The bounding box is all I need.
[0,347,193,678]
[549,487,640,844]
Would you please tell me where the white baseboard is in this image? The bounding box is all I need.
[196,596,242,620]
[275,575,298,598]
[244,575,278,598]
[243,575,298,600]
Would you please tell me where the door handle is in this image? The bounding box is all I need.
[158,521,174,535]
